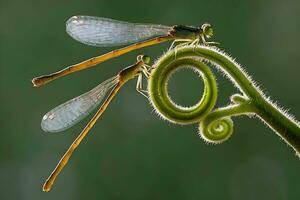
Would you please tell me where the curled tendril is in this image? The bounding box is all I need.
[199,116,233,143]
[148,45,300,155]
[148,58,217,124]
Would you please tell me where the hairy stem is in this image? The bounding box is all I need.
[253,98,300,155]
[148,45,300,156]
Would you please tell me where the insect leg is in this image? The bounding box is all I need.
[169,39,193,50]
[201,35,220,46]
[136,73,148,98]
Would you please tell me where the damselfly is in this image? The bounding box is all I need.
[40,55,151,192]
[32,16,215,87]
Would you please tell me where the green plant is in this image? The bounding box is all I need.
[148,45,300,156]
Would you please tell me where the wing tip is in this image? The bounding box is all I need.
[66,15,80,29]
[66,15,91,27]
[41,114,64,133]
[66,15,94,45]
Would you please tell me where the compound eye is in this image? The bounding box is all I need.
[137,55,151,64]
[143,55,151,64]
[201,23,214,38]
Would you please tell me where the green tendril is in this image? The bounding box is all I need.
[148,58,217,124]
[148,45,300,155]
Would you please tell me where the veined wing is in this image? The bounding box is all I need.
[41,75,119,133]
[66,16,171,47]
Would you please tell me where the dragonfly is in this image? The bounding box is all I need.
[31,15,215,87]
[40,55,151,192]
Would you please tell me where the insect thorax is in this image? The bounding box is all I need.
[170,25,201,40]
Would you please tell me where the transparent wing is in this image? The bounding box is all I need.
[41,75,119,133]
[66,16,171,47]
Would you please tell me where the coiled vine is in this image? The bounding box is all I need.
[148,45,300,155]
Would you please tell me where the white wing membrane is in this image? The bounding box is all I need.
[66,16,171,47]
[41,76,119,133]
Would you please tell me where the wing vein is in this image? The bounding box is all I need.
[66,16,171,47]
[41,75,119,132]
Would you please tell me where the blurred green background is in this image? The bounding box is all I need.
[1,0,300,199]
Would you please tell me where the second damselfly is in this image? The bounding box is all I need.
[40,55,151,192]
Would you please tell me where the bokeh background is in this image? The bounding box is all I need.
[1,0,300,199]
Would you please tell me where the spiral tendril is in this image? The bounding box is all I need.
[148,58,217,124]
[199,116,233,144]
[148,45,300,154]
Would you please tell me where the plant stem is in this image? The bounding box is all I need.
[148,45,300,156]
[253,98,300,154]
